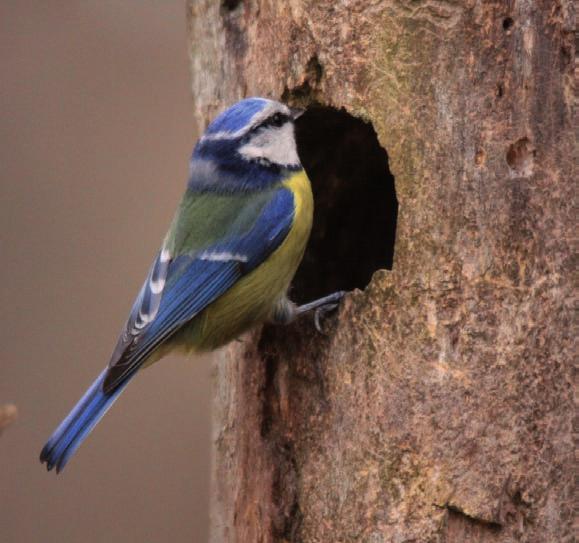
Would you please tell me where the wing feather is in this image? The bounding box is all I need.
[103,187,295,393]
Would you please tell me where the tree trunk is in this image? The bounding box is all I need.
[187,1,574,541]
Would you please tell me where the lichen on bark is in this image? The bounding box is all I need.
[188,1,574,541]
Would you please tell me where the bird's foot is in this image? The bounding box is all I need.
[296,291,346,333]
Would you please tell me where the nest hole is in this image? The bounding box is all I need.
[221,0,242,11]
[291,106,397,304]
[502,17,514,31]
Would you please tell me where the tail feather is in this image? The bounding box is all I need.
[40,368,132,473]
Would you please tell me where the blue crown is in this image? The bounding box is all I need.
[204,97,272,137]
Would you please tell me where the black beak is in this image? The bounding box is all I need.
[290,106,305,120]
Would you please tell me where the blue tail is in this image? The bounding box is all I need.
[40,368,132,473]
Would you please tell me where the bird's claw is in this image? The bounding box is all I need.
[313,303,340,334]
[294,290,346,333]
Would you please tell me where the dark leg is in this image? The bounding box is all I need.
[270,291,347,332]
[296,291,347,333]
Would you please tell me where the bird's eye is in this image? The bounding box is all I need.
[264,112,288,128]
[252,112,289,133]
[270,113,285,127]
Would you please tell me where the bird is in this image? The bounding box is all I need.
[40,97,345,473]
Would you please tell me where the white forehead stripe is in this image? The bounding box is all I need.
[238,122,300,167]
[200,101,291,142]
[247,102,290,130]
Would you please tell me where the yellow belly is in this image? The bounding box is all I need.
[165,169,313,354]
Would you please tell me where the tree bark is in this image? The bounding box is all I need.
[187,1,574,541]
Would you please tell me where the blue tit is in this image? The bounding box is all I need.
[40,97,345,473]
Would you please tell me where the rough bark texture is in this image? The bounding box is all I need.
[187,1,574,542]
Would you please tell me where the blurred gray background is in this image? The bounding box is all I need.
[0,2,211,541]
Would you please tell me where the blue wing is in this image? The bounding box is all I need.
[102,187,295,392]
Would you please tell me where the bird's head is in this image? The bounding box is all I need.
[190,98,304,190]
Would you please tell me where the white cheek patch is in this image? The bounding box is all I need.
[238,123,300,167]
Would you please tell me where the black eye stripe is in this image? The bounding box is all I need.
[257,112,289,130]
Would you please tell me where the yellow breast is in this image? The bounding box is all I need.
[172,169,314,353]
